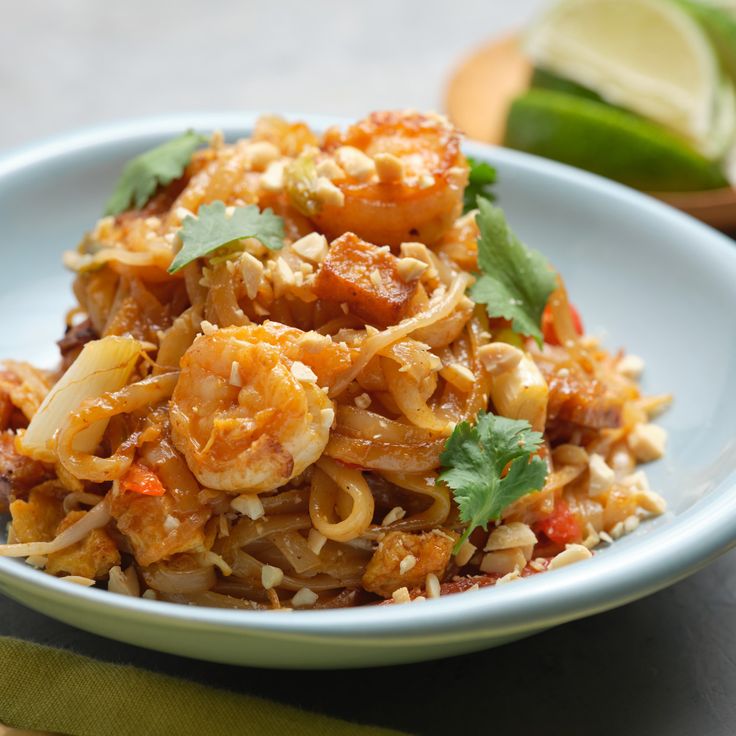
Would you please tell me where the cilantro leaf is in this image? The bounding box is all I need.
[470,198,557,346]
[463,156,497,213]
[439,411,548,551]
[168,200,284,273]
[104,130,208,216]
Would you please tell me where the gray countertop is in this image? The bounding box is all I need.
[1,2,734,733]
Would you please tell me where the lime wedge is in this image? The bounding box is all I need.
[533,65,736,162]
[504,89,729,191]
[525,0,723,154]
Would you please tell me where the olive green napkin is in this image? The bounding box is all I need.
[0,637,406,736]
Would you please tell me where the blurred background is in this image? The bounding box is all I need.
[0,0,541,150]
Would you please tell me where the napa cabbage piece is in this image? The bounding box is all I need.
[18,336,142,463]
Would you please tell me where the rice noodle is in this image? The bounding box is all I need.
[260,488,309,514]
[329,273,470,396]
[142,559,217,594]
[64,245,172,273]
[183,262,207,311]
[379,471,451,529]
[325,434,446,473]
[270,530,321,575]
[155,307,201,374]
[229,550,356,591]
[57,372,178,482]
[309,458,374,542]
[224,513,312,552]
[383,358,450,434]
[159,591,264,609]
[206,262,250,328]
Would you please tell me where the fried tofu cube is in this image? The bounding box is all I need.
[46,510,121,579]
[9,487,64,543]
[362,529,456,598]
[108,490,210,567]
[313,232,419,327]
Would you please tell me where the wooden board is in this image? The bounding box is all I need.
[445,35,736,231]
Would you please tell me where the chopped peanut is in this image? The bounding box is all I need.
[374,152,404,182]
[484,522,537,551]
[454,540,477,567]
[439,362,476,393]
[425,573,441,599]
[314,177,345,208]
[478,342,523,376]
[391,586,411,604]
[399,242,437,280]
[588,453,615,495]
[231,493,265,520]
[262,564,284,590]
[292,587,319,607]
[245,141,280,171]
[261,161,286,192]
[239,252,264,300]
[399,554,417,575]
[396,257,428,282]
[307,529,327,555]
[547,543,592,570]
[315,158,345,181]
[381,506,406,526]
[479,548,526,576]
[617,354,645,379]
[291,232,328,263]
[628,423,667,462]
[335,146,376,181]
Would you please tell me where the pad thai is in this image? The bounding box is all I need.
[0,111,670,609]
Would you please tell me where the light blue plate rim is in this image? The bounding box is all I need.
[1,112,735,642]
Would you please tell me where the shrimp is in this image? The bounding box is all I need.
[169,322,351,493]
[285,111,468,248]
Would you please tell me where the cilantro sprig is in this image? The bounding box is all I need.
[104,130,208,216]
[463,156,497,213]
[470,198,557,346]
[168,200,284,273]
[439,411,548,551]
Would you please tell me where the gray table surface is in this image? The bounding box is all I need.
[1,2,735,734]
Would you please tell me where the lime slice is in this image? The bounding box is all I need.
[504,89,729,191]
[533,65,736,162]
[525,0,723,154]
